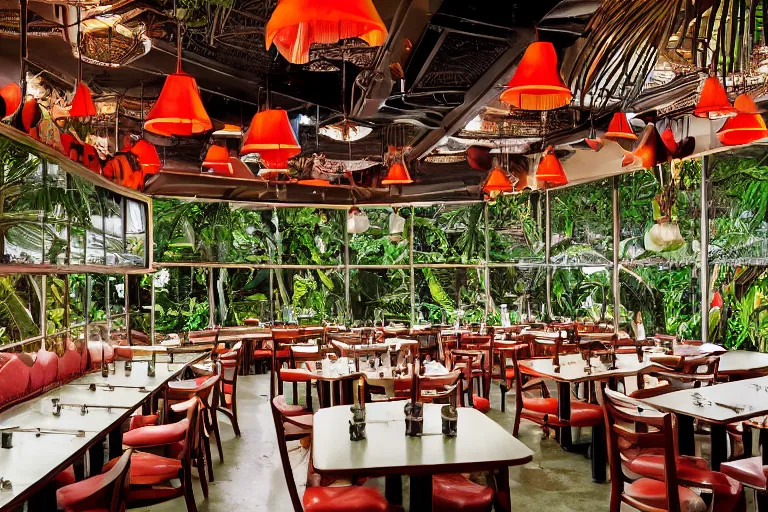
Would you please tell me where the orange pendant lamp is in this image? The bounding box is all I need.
[500,41,572,110]
[265,0,388,65]
[717,94,768,146]
[382,156,413,185]
[0,83,21,118]
[144,22,212,137]
[68,82,97,118]
[241,109,301,168]
[483,166,514,194]
[129,139,162,176]
[536,147,567,186]
[203,144,233,175]
[694,76,736,119]
[605,112,637,141]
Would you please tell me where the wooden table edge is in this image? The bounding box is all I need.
[311,454,534,478]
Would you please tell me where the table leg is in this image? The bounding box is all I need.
[409,475,432,512]
[760,428,768,465]
[384,475,402,505]
[677,415,695,456]
[241,339,252,376]
[743,426,754,459]
[332,381,341,406]
[108,427,123,460]
[710,423,728,471]
[88,439,105,476]
[557,381,572,450]
[591,424,607,483]
[494,466,512,512]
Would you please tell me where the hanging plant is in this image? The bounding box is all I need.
[645,164,685,253]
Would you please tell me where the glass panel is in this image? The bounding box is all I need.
[153,267,210,334]
[84,182,105,265]
[88,275,107,323]
[551,266,613,323]
[277,208,343,266]
[101,192,125,266]
[69,274,87,327]
[109,274,126,316]
[110,315,127,345]
[550,178,613,266]
[488,192,544,264]
[349,269,410,325]
[349,207,409,266]
[125,200,147,267]
[0,274,42,345]
[488,265,547,324]
[128,274,152,344]
[218,268,270,326]
[273,269,344,325]
[413,204,485,264]
[414,267,486,324]
[46,275,68,334]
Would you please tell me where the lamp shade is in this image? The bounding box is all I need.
[536,150,567,186]
[129,139,161,176]
[266,0,387,64]
[0,83,21,118]
[605,112,637,140]
[467,145,493,171]
[483,166,513,193]
[694,76,736,119]
[69,82,97,119]
[717,95,768,146]
[500,42,572,110]
[144,72,212,137]
[241,109,301,168]
[202,144,233,175]
[660,127,678,154]
[381,161,412,185]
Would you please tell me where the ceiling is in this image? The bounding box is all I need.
[1,0,767,204]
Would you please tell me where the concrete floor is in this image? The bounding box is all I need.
[147,374,612,512]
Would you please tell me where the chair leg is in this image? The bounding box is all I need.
[512,408,522,437]
[231,402,241,437]
[210,408,224,463]
[183,467,199,512]
[203,429,215,483]
[196,451,209,500]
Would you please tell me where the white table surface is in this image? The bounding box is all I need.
[312,401,533,477]
[0,352,203,509]
[518,352,651,383]
[638,375,768,424]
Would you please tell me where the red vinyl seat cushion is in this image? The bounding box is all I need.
[522,397,603,427]
[30,348,58,392]
[129,414,159,430]
[433,474,494,512]
[472,395,491,414]
[57,348,82,382]
[625,478,706,512]
[122,419,188,448]
[54,465,77,488]
[252,349,272,359]
[720,456,768,489]
[273,395,308,416]
[280,368,314,382]
[303,486,388,512]
[103,451,181,486]
[0,353,30,406]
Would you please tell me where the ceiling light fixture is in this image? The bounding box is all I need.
[500,41,572,111]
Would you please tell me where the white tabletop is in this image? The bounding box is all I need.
[312,401,533,477]
[716,350,768,374]
[518,352,651,383]
[638,375,768,424]
[0,353,203,509]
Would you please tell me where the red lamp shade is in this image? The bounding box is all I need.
[69,82,97,119]
[144,72,212,137]
[382,161,412,185]
[0,83,21,118]
[467,145,493,171]
[483,166,513,193]
[202,144,233,175]
[711,291,723,309]
[605,112,637,141]
[536,150,567,186]
[241,109,301,169]
[500,42,572,110]
[660,127,678,154]
[694,76,736,119]
[19,99,41,132]
[129,139,161,176]
[266,0,387,65]
[298,179,332,186]
[717,95,768,146]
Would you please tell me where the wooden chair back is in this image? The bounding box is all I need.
[599,385,682,512]
[269,371,305,512]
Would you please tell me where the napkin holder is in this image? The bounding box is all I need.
[348,404,366,441]
[404,401,424,437]
[441,405,458,437]
[1,432,12,449]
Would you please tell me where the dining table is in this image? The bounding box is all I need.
[637,375,768,470]
[312,401,533,511]
[0,351,205,511]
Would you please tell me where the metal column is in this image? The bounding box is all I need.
[700,156,710,343]
[208,266,215,328]
[150,277,155,345]
[344,210,351,322]
[612,176,621,333]
[483,203,490,322]
[545,190,552,320]
[409,206,415,326]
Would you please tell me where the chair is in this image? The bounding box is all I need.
[720,457,768,511]
[457,333,494,399]
[448,350,490,413]
[0,353,30,408]
[508,345,603,438]
[600,386,745,512]
[103,397,202,512]
[494,337,529,413]
[56,449,132,512]
[217,345,242,436]
[391,368,464,406]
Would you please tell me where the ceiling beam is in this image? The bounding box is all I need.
[409,27,534,159]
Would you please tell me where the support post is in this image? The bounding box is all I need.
[700,156,710,343]
[612,176,621,333]
[484,202,490,323]
[208,266,215,328]
[545,190,552,320]
[410,206,415,326]
[344,210,351,322]
[150,275,155,345]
